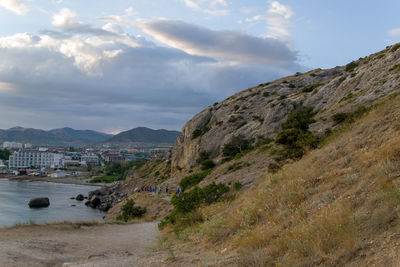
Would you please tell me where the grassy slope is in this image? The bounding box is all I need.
[163,93,400,266]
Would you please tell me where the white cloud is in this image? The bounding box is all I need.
[0,0,28,15]
[246,1,293,41]
[138,19,297,65]
[0,33,36,48]
[388,28,400,37]
[182,0,229,16]
[52,8,80,29]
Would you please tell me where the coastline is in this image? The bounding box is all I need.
[0,174,106,186]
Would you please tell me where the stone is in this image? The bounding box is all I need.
[29,197,50,208]
[76,194,84,201]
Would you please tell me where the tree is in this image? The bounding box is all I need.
[0,149,10,160]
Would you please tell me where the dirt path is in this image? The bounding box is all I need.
[0,222,163,267]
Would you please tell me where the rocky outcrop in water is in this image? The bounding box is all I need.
[28,197,50,208]
[86,185,128,211]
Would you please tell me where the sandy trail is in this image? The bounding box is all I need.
[0,222,161,267]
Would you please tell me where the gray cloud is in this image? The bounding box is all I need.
[138,19,297,65]
[0,19,305,133]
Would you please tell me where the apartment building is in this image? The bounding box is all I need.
[8,150,64,169]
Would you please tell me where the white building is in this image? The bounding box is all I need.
[3,141,23,149]
[8,150,65,169]
[81,154,100,166]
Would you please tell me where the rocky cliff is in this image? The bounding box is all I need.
[171,44,400,172]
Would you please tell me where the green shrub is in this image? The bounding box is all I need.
[302,83,324,93]
[171,182,230,214]
[227,161,250,172]
[281,106,315,131]
[389,64,400,71]
[196,151,216,170]
[275,105,319,159]
[89,175,120,183]
[391,43,400,52]
[345,61,358,72]
[179,170,211,191]
[159,182,230,229]
[233,182,242,191]
[340,93,354,102]
[332,113,349,124]
[228,116,237,123]
[117,200,146,222]
[192,125,210,139]
[104,159,147,179]
[222,135,253,160]
[263,92,270,97]
[332,106,370,125]
[289,83,296,88]
[268,163,281,173]
[201,159,216,170]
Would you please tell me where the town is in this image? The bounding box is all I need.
[0,141,170,180]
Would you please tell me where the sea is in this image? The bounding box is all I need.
[0,179,105,228]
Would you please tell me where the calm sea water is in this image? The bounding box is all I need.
[0,179,105,228]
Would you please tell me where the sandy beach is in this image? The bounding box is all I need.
[0,222,164,267]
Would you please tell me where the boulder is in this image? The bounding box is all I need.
[76,194,84,201]
[29,197,50,208]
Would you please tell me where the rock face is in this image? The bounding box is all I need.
[171,45,400,171]
[85,185,128,211]
[28,197,50,208]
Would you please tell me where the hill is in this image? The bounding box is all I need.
[0,127,112,147]
[104,127,180,146]
[102,43,400,265]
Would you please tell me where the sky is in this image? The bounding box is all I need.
[0,0,399,134]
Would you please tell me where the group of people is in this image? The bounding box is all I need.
[139,185,183,195]
[140,185,168,193]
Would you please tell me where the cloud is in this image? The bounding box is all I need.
[388,28,400,37]
[138,19,296,65]
[0,0,28,15]
[0,9,305,132]
[246,1,293,40]
[182,0,229,16]
[52,8,79,29]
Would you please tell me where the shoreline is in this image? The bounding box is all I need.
[0,175,107,186]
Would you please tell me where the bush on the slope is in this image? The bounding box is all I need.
[332,106,370,125]
[179,170,211,191]
[222,135,253,160]
[275,105,319,159]
[196,151,216,170]
[159,182,229,229]
[117,200,146,222]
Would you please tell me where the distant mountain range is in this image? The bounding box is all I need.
[104,127,181,145]
[0,126,180,147]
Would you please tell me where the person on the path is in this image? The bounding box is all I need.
[176,187,181,195]
[166,186,169,194]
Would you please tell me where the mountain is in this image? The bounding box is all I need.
[49,127,112,145]
[104,127,180,145]
[103,43,400,265]
[0,127,112,147]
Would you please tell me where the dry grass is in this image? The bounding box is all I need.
[167,93,400,266]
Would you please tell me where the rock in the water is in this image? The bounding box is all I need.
[70,197,75,200]
[76,194,84,201]
[29,197,50,208]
